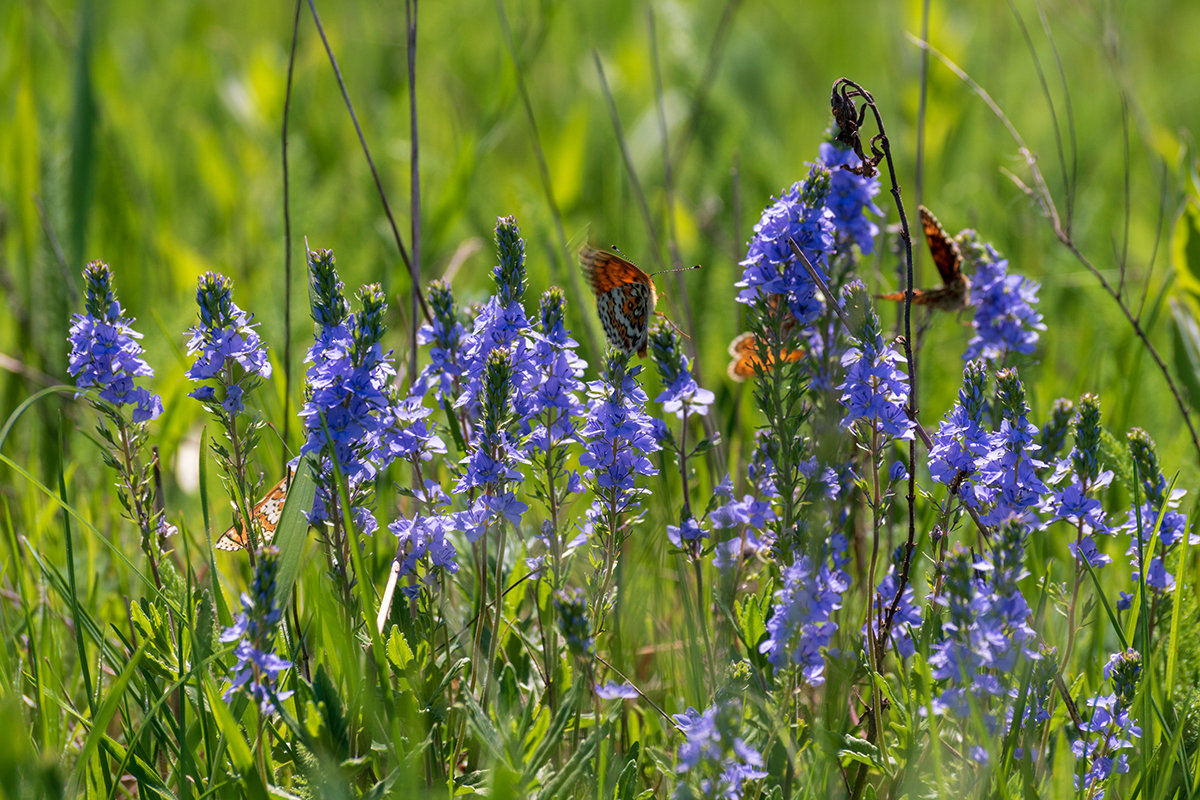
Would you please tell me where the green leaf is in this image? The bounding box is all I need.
[386,625,414,671]
[274,455,318,605]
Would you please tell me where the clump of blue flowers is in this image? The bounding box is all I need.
[185,271,272,413]
[837,281,915,440]
[960,233,1045,363]
[819,140,883,254]
[760,553,849,685]
[67,261,163,423]
[672,700,767,800]
[736,165,836,324]
[1072,649,1142,799]
[219,545,293,715]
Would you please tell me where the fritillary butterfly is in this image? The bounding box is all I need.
[877,205,971,312]
[726,332,805,382]
[215,474,289,551]
[579,246,659,357]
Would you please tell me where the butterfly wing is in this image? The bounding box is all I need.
[919,205,963,287]
[215,475,289,551]
[726,332,805,381]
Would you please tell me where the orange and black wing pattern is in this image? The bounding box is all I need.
[215,475,289,551]
[726,332,805,382]
[580,246,659,357]
[919,205,963,286]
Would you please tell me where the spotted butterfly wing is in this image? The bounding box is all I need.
[580,246,658,357]
[215,475,289,551]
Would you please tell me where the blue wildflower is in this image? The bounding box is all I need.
[651,321,715,420]
[760,553,849,685]
[672,700,767,800]
[1072,649,1142,799]
[819,141,882,254]
[67,261,163,422]
[737,165,836,324]
[219,546,293,715]
[837,282,915,440]
[960,234,1045,363]
[184,272,272,412]
[412,280,467,404]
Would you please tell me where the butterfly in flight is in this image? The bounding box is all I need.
[580,245,699,357]
[878,205,971,312]
[214,474,289,552]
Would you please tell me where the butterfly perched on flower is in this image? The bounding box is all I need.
[215,474,289,551]
[878,205,971,312]
[580,245,660,357]
[580,245,701,357]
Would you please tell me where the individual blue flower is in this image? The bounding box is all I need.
[67,261,163,422]
[819,140,882,254]
[672,700,767,800]
[736,165,836,324]
[595,682,639,700]
[218,546,293,715]
[185,272,272,414]
[760,554,848,684]
[960,234,1045,363]
[837,282,915,440]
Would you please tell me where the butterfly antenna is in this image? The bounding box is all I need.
[648,263,702,278]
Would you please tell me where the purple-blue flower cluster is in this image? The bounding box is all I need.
[67,261,163,422]
[1072,649,1142,799]
[960,235,1045,363]
[736,165,836,324]
[672,700,767,800]
[580,350,660,522]
[928,520,1041,732]
[219,546,293,715]
[837,282,914,440]
[412,280,466,404]
[760,553,849,685]
[819,141,883,254]
[1119,428,1195,593]
[185,271,272,414]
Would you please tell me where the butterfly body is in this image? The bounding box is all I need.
[879,205,971,313]
[580,246,658,357]
[215,475,289,551]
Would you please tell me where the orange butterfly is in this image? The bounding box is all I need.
[878,205,971,312]
[215,475,289,551]
[726,332,805,381]
[580,246,659,357]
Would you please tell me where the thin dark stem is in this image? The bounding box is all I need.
[406,0,421,381]
[305,0,429,324]
[280,0,301,467]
